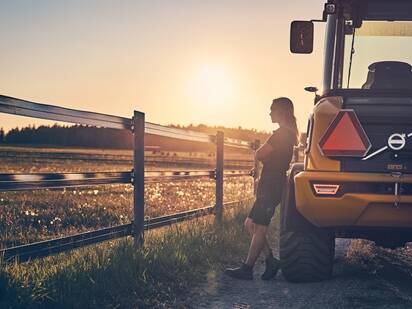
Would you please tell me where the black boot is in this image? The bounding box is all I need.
[261,255,280,280]
[224,263,253,280]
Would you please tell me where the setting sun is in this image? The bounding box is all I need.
[190,65,235,107]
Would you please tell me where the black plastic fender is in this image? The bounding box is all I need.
[280,163,319,233]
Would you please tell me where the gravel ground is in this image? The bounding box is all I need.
[185,239,412,309]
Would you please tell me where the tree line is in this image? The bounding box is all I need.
[0,125,132,148]
[0,124,270,150]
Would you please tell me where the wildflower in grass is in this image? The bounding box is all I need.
[24,210,38,217]
[1,171,253,245]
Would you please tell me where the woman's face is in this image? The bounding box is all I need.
[269,105,279,123]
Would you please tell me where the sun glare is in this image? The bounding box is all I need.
[191,65,234,107]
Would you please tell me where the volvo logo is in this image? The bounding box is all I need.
[388,133,406,151]
[362,132,412,161]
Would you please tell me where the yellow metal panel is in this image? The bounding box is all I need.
[295,171,412,228]
[356,203,412,227]
[306,96,343,171]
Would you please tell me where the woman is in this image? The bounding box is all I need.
[225,97,298,280]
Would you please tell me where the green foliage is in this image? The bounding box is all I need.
[0,128,4,143]
[4,124,132,149]
[0,203,251,308]
[2,123,269,150]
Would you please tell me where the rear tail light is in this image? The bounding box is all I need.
[318,109,371,157]
[313,184,340,195]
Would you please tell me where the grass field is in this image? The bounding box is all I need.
[0,202,257,308]
[0,147,254,248]
[0,146,263,307]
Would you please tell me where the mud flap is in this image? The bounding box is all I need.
[280,163,318,233]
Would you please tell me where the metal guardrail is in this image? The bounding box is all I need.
[0,95,132,130]
[1,199,252,263]
[0,94,250,148]
[145,169,253,182]
[145,170,214,182]
[0,94,260,263]
[1,223,133,262]
[224,170,253,177]
[224,137,253,149]
[0,171,132,191]
[144,205,215,230]
[0,169,253,191]
[145,122,212,143]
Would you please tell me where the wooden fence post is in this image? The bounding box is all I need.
[215,131,224,221]
[293,145,299,163]
[253,139,260,196]
[133,111,145,247]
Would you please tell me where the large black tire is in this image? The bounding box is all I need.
[279,164,335,282]
[280,230,335,282]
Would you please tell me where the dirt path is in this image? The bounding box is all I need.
[185,239,412,308]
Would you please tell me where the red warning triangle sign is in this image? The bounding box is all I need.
[319,110,371,156]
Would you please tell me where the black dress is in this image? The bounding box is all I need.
[248,126,296,226]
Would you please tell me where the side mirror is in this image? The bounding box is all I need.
[290,21,314,54]
[304,86,320,104]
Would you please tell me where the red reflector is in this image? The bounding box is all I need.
[313,184,340,195]
[318,110,371,157]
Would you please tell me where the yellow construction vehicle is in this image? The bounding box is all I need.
[281,0,412,282]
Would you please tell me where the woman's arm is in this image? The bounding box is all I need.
[255,142,274,162]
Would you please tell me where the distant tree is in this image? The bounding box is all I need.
[6,127,20,144]
[0,127,4,143]
[4,122,272,150]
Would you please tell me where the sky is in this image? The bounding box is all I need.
[0,0,326,133]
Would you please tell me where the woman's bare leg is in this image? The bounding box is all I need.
[245,223,270,266]
[244,218,272,259]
